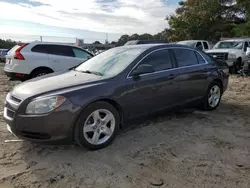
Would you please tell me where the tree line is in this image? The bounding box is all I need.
[0,39,17,49]
[116,0,250,45]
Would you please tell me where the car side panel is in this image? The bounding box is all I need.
[123,70,179,119]
[176,64,212,103]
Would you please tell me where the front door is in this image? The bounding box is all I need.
[123,49,180,119]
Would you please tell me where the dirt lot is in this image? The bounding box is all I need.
[0,64,250,188]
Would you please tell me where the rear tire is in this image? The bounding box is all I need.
[201,81,222,111]
[74,101,120,150]
[31,68,53,78]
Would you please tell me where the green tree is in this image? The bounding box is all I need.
[0,39,17,49]
[166,0,244,42]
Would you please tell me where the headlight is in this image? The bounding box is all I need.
[26,96,66,114]
[228,53,236,59]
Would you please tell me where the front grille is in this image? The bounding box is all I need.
[207,53,228,61]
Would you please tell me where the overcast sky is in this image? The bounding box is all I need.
[0,0,178,43]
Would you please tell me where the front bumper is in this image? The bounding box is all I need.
[3,97,82,143]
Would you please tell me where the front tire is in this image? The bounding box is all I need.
[74,101,120,150]
[201,81,222,111]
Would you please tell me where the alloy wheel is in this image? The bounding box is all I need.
[208,85,221,108]
[36,73,47,77]
[83,109,115,145]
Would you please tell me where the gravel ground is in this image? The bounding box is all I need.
[0,64,250,188]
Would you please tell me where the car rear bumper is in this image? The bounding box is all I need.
[4,70,30,81]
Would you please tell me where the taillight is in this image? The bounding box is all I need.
[14,43,29,60]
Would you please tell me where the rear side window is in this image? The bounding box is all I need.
[203,42,209,49]
[31,45,48,54]
[47,45,75,57]
[139,49,173,71]
[172,48,198,67]
[72,48,92,59]
[195,52,206,64]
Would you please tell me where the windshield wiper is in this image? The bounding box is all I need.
[78,70,103,76]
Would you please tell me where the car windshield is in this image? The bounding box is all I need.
[75,47,145,76]
[213,41,243,49]
[177,41,196,47]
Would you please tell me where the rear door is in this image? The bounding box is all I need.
[171,48,211,104]
[47,45,77,72]
[30,44,50,68]
[124,48,179,118]
[72,47,93,66]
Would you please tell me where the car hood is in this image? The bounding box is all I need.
[206,49,239,53]
[11,70,105,99]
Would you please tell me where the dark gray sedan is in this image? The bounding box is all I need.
[3,44,229,150]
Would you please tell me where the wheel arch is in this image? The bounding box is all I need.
[30,66,54,76]
[212,78,223,92]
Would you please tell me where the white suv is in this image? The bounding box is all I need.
[4,42,93,80]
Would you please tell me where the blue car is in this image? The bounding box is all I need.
[0,49,8,62]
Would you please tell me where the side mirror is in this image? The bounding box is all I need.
[131,64,155,77]
[246,47,250,56]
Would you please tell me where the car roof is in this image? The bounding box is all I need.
[178,40,208,42]
[223,39,249,42]
[115,43,194,50]
[29,41,82,48]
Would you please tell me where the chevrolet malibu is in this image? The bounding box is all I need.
[3,44,229,150]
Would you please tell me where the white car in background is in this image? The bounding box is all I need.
[177,40,211,51]
[4,42,93,81]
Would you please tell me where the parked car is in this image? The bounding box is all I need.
[4,42,93,81]
[177,40,210,51]
[3,44,229,150]
[206,39,250,73]
[124,40,168,45]
[0,49,8,62]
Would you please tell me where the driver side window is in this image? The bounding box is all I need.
[137,49,173,72]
